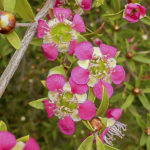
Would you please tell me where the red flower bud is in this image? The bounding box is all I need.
[90,117,103,131]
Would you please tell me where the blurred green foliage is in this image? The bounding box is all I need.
[0,0,150,149]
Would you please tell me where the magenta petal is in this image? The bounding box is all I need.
[100,43,117,58]
[107,108,122,120]
[69,78,88,94]
[75,42,94,60]
[71,67,89,85]
[46,74,66,92]
[41,44,58,61]
[37,19,49,39]
[24,138,40,150]
[72,14,86,33]
[139,5,146,16]
[81,0,92,11]
[111,65,125,85]
[43,100,56,118]
[69,40,77,56]
[100,128,108,143]
[54,8,71,21]
[94,80,113,100]
[78,100,96,120]
[0,131,16,150]
[58,116,75,135]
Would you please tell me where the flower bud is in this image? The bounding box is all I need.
[126,52,133,59]
[0,11,16,34]
[90,117,103,131]
[132,87,141,95]
[114,25,120,31]
[145,127,150,136]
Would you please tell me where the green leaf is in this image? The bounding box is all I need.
[111,0,121,12]
[82,121,95,132]
[96,87,109,116]
[121,94,135,110]
[77,34,87,43]
[133,55,150,64]
[136,115,146,130]
[141,16,150,26]
[140,132,147,146]
[110,93,122,103]
[104,144,118,150]
[96,135,104,150]
[49,65,66,77]
[6,31,21,50]
[147,113,150,127]
[102,10,124,21]
[93,0,104,7]
[15,0,35,21]
[17,135,30,142]
[4,0,16,12]
[138,94,150,111]
[142,88,150,93]
[29,97,48,109]
[0,120,7,131]
[41,80,46,88]
[124,82,133,90]
[77,135,94,150]
[30,38,43,47]
[146,136,150,150]
[88,87,96,102]
[135,65,143,87]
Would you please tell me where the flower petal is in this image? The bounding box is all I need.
[78,100,96,120]
[75,42,94,60]
[77,60,90,69]
[69,40,77,56]
[72,14,86,33]
[100,43,117,58]
[43,100,56,118]
[0,131,16,150]
[139,5,146,17]
[69,78,88,94]
[111,65,125,85]
[75,93,87,103]
[37,19,49,39]
[81,0,92,11]
[71,66,90,85]
[63,82,71,92]
[41,44,58,61]
[48,91,58,102]
[100,128,108,143]
[71,110,81,122]
[93,47,102,58]
[58,116,75,135]
[54,8,71,22]
[107,108,122,121]
[93,80,113,100]
[46,74,66,91]
[24,138,40,150]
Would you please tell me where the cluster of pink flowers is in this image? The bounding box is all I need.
[124,3,146,23]
[0,131,40,150]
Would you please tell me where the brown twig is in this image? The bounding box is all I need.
[0,0,56,98]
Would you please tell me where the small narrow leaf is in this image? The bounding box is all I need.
[77,34,87,42]
[96,135,104,150]
[102,10,124,21]
[136,115,146,130]
[15,0,35,21]
[88,88,96,102]
[141,16,150,26]
[121,94,135,110]
[29,97,48,109]
[138,94,150,111]
[133,55,150,64]
[104,144,118,150]
[6,31,21,50]
[4,0,16,12]
[0,121,7,131]
[146,136,150,150]
[147,113,150,127]
[77,135,94,150]
[82,121,95,132]
[142,88,150,93]
[135,65,143,87]
[41,80,46,88]
[140,132,147,146]
[111,0,121,12]
[124,82,133,90]
[96,87,109,116]
[17,135,30,143]
[93,0,104,7]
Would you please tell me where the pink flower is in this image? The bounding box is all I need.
[124,3,146,23]
[71,41,125,100]
[76,0,93,11]
[37,8,86,61]
[0,131,40,150]
[43,74,96,135]
[100,108,127,146]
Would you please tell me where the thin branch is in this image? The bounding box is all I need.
[0,0,56,98]
[125,61,137,80]
[16,23,34,27]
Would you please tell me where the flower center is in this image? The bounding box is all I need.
[50,23,72,44]
[90,58,109,80]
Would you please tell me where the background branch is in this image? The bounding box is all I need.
[0,0,56,98]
